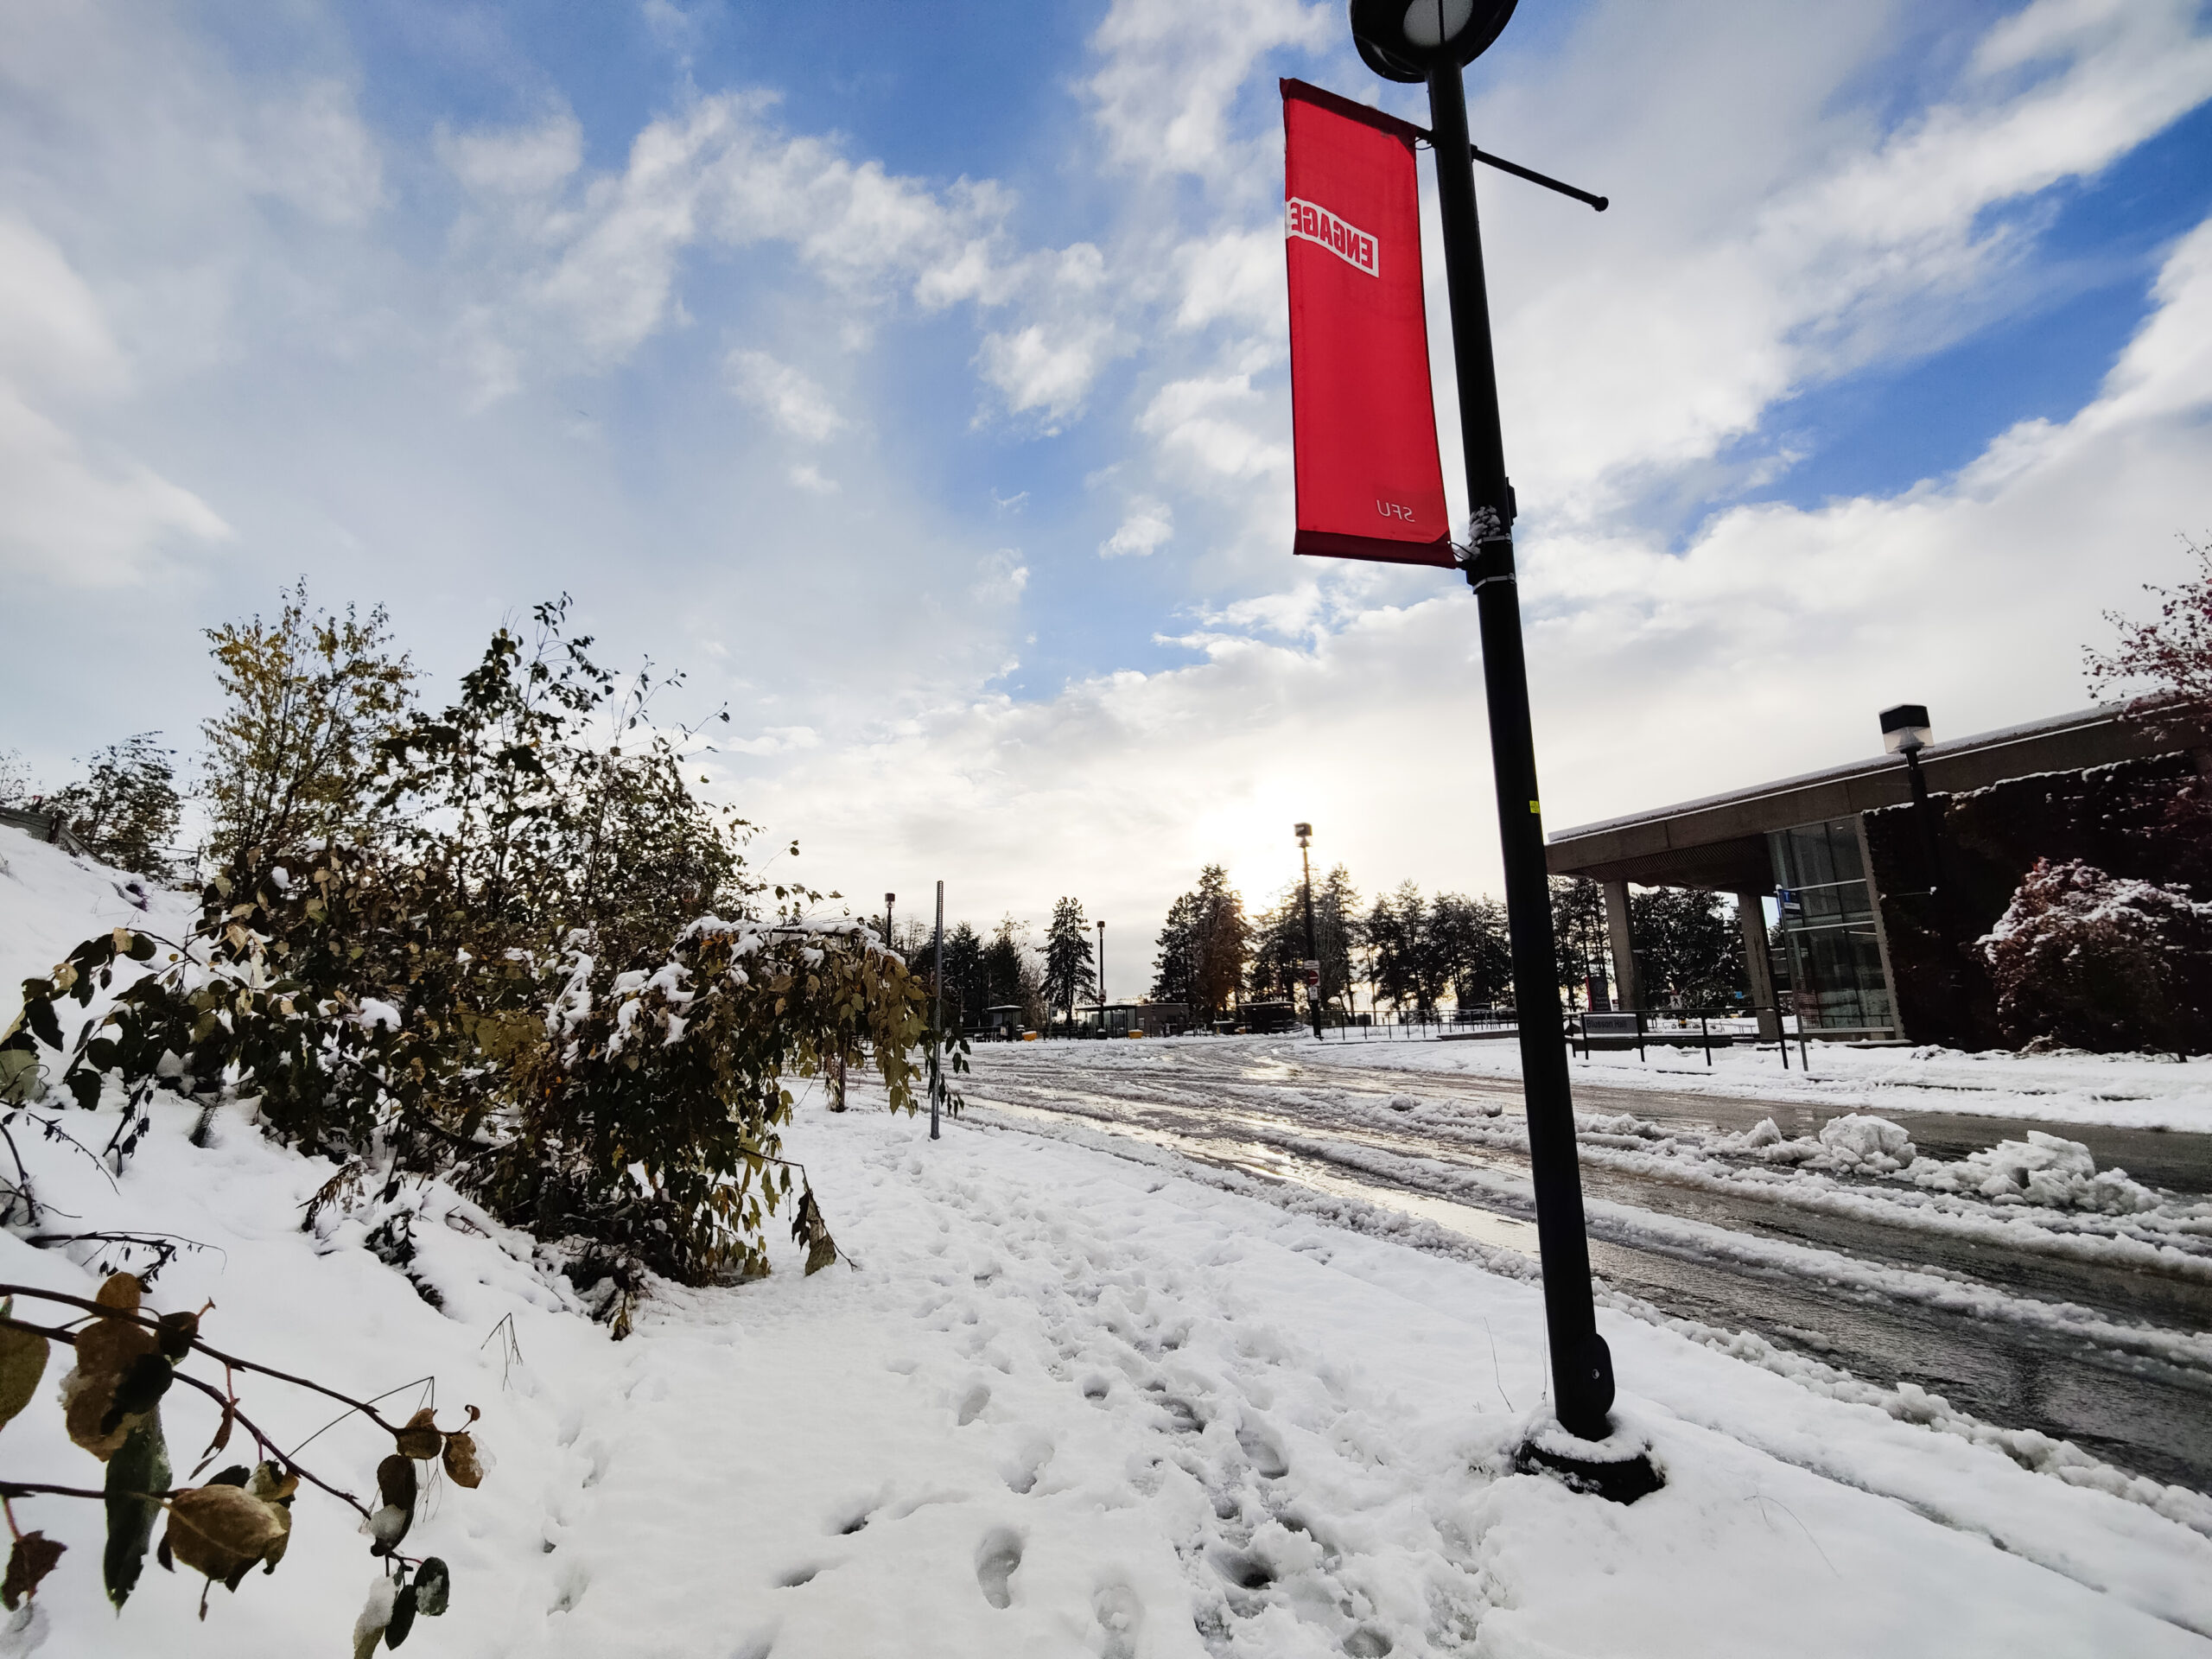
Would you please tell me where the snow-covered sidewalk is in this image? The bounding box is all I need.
[3,1087,2210,1656]
[1294,1027,2212,1133]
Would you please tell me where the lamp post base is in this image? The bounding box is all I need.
[1510,1437,1664,1505]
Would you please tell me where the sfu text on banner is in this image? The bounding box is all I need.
[1281,79,1452,568]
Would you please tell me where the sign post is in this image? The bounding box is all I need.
[1283,1,1659,1497]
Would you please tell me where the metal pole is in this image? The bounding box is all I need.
[1426,59,1614,1442]
[930,881,944,1140]
[1096,919,1106,1032]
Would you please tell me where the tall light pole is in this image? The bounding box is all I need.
[1295,823,1322,1039]
[1348,0,1638,1476]
[884,892,895,951]
[1096,919,1107,1032]
[931,881,944,1140]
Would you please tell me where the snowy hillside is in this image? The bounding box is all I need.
[3,832,2211,1656]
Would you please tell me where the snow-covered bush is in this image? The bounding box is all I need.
[1978,859,2212,1055]
[2,602,938,1333]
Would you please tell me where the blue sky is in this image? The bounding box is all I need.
[3,0,2209,994]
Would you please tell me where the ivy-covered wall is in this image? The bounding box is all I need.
[1863,747,2212,1049]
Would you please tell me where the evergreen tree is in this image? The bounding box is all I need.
[1550,875,1607,1009]
[1313,864,1361,1019]
[1430,892,1512,1009]
[1153,866,1248,1020]
[1044,897,1097,1027]
[49,733,181,878]
[1246,887,1306,1002]
[1630,887,1747,1007]
[941,921,984,1028]
[1366,882,1427,1013]
[1152,893,1199,1007]
[1190,864,1248,1020]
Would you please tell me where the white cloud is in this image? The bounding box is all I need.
[728,349,847,442]
[245,79,385,226]
[1101,497,1173,558]
[788,462,838,495]
[721,724,819,757]
[1136,374,1288,485]
[1087,0,1331,182]
[0,390,230,584]
[0,217,130,399]
[438,109,584,197]
[0,216,227,584]
[976,317,1118,426]
[970,550,1030,605]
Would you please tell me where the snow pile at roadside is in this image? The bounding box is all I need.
[1815,1113,1917,1173]
[1912,1129,2164,1213]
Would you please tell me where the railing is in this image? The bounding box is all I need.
[1570,1006,1812,1070]
[0,805,88,859]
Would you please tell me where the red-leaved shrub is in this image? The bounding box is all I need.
[1980,860,2212,1054]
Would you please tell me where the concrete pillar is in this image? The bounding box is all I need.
[1602,880,1641,1012]
[1737,891,1783,1040]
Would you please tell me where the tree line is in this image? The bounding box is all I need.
[1150,866,1761,1024]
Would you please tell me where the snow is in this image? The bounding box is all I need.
[5,828,2212,1655]
[1914,1128,2165,1213]
[1815,1112,1916,1173]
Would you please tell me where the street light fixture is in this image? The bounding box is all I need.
[1096,920,1107,1032]
[884,893,895,950]
[1348,0,1517,79]
[1880,703,1932,755]
[1346,0,1656,1494]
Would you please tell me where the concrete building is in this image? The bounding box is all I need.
[1543,704,2186,1042]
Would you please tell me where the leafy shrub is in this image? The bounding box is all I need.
[0,1271,481,1649]
[1979,859,2212,1054]
[3,601,933,1328]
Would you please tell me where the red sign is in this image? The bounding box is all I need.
[1281,79,1452,568]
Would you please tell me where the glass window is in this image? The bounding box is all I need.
[1769,817,1893,1032]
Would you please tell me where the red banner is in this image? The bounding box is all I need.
[1281,79,1452,568]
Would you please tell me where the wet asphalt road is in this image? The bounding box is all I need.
[958,1037,2212,1493]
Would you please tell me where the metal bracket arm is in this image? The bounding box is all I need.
[1414,130,1608,212]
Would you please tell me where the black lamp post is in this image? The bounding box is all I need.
[1295,823,1323,1039]
[1347,0,1640,1478]
[884,892,895,951]
[1880,703,1940,892]
[1096,919,1107,1032]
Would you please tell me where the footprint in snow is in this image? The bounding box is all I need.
[975,1529,1023,1609]
[1093,1582,1144,1658]
[1001,1436,1053,1495]
[957,1382,991,1426]
[1236,1421,1289,1478]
